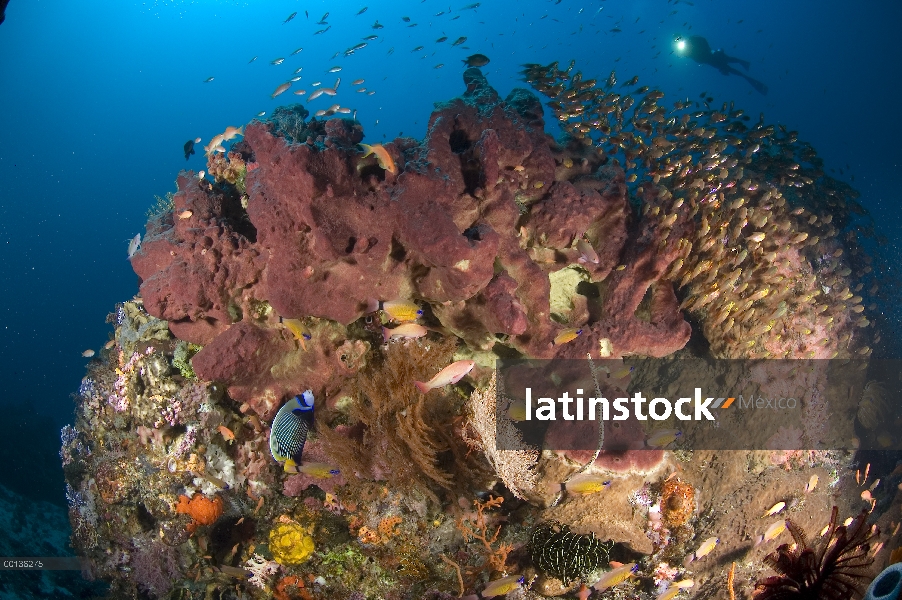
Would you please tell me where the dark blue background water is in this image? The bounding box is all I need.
[0,0,899,507]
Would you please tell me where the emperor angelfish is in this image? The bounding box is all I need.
[269,390,314,472]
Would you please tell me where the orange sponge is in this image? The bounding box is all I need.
[175,494,223,533]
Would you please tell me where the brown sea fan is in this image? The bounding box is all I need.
[754,506,878,600]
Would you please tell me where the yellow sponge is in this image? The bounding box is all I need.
[269,521,315,565]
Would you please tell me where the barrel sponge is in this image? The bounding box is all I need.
[865,563,902,600]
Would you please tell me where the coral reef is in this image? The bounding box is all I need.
[521,62,878,361]
[65,64,888,599]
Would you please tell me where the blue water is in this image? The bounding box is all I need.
[0,0,900,508]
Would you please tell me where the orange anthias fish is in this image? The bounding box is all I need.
[414,360,475,393]
[576,237,599,264]
[218,425,236,443]
[383,322,428,342]
[222,126,243,140]
[359,143,397,174]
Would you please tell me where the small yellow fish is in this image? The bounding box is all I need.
[762,501,786,518]
[382,323,428,342]
[553,328,583,345]
[81,349,95,358]
[178,210,193,219]
[610,365,634,379]
[368,299,422,322]
[565,475,612,495]
[756,521,786,545]
[296,462,340,478]
[688,536,718,561]
[592,563,638,590]
[657,587,680,600]
[805,474,818,493]
[414,360,475,393]
[280,317,311,350]
[646,429,681,448]
[506,397,527,421]
[481,575,524,598]
[359,143,397,174]
[658,580,694,600]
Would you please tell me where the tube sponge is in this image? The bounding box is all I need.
[866,563,902,600]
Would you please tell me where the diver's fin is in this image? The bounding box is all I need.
[746,77,768,96]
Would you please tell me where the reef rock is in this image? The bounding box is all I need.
[130,68,693,418]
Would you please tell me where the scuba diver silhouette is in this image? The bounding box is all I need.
[677,35,769,95]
